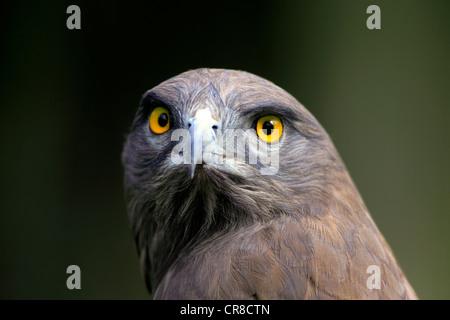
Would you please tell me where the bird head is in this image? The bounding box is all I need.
[122,68,352,291]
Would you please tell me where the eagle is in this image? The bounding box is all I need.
[122,68,417,299]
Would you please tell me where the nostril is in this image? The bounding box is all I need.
[188,123,192,128]
[212,125,218,130]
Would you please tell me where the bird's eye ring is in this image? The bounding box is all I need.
[149,107,170,134]
[256,115,283,143]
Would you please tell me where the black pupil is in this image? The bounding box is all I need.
[262,120,274,135]
[158,113,168,127]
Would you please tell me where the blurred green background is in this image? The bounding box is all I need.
[0,0,448,299]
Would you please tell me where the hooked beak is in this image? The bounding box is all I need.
[188,109,220,178]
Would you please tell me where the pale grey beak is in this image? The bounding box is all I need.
[188,109,220,178]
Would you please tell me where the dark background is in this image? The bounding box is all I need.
[0,0,448,299]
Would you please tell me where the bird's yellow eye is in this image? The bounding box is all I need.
[256,115,283,143]
[149,107,170,134]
